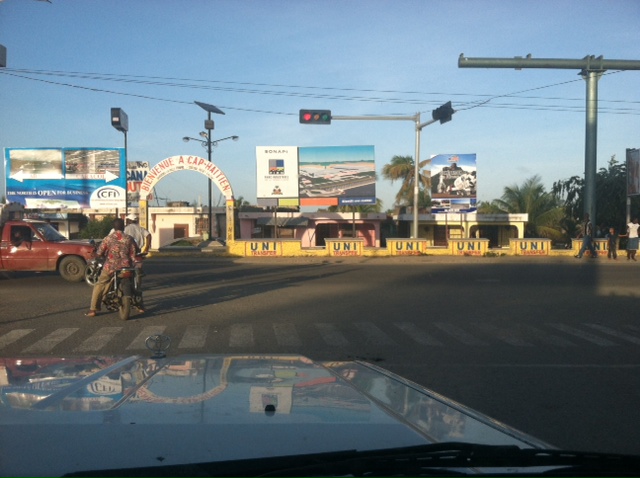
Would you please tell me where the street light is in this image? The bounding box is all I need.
[111,107,129,216]
[182,132,238,238]
[184,101,227,239]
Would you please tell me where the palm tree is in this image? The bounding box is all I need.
[479,175,565,240]
[382,155,431,207]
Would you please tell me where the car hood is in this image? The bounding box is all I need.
[58,239,95,248]
[0,354,550,476]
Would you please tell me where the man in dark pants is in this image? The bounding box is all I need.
[575,213,597,259]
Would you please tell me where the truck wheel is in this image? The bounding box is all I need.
[59,256,86,282]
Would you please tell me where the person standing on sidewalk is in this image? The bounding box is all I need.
[606,227,619,260]
[626,217,639,261]
[575,213,597,259]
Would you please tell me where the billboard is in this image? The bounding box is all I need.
[4,147,126,209]
[127,161,152,206]
[255,146,299,206]
[256,145,376,207]
[430,153,477,211]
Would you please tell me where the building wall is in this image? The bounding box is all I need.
[146,206,226,249]
[238,212,386,248]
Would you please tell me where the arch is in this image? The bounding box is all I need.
[138,155,235,243]
[139,155,234,201]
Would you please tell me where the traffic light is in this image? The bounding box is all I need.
[432,101,454,124]
[299,109,332,125]
[111,108,129,133]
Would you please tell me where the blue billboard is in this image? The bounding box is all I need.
[4,147,126,209]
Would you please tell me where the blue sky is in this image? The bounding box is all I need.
[1,0,639,211]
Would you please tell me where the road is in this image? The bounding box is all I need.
[1,255,640,455]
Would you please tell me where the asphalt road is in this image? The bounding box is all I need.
[1,254,640,455]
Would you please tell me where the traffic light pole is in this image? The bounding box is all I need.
[459,54,640,230]
[333,114,440,238]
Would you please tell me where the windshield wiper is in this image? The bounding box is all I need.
[64,443,640,477]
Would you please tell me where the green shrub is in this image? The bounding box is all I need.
[79,216,115,240]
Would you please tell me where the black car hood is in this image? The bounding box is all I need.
[0,354,550,476]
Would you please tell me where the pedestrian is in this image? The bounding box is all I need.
[124,214,151,312]
[626,217,640,261]
[85,218,137,317]
[605,227,618,260]
[575,213,597,259]
[124,214,151,254]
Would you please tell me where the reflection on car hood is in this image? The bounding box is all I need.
[0,355,550,476]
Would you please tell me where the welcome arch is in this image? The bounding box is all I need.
[138,155,235,243]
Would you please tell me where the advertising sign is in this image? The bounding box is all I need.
[256,145,376,207]
[430,153,477,211]
[299,145,375,207]
[256,146,299,204]
[127,161,151,206]
[4,147,126,209]
[431,154,477,198]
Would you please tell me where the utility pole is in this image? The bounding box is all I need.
[459,54,640,226]
[331,102,453,238]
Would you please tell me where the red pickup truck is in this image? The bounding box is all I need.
[0,205,95,282]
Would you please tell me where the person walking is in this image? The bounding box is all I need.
[605,227,619,260]
[626,217,640,261]
[85,218,137,317]
[575,213,597,259]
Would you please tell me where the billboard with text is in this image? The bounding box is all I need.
[430,153,477,211]
[4,147,126,209]
[256,145,375,207]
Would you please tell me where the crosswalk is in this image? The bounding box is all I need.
[2,320,640,355]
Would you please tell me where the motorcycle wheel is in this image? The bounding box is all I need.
[119,296,131,321]
[84,263,100,286]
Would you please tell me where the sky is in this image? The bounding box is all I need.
[1,0,639,212]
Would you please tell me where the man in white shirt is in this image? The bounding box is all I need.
[124,214,151,313]
[124,214,151,253]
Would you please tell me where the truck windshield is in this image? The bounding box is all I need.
[33,223,67,242]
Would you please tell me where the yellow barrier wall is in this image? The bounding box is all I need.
[510,239,552,256]
[387,239,427,256]
[449,239,489,256]
[225,238,609,258]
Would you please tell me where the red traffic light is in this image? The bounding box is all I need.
[299,109,331,125]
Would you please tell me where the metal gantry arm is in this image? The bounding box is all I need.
[458,54,640,227]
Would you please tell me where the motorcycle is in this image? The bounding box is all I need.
[85,254,146,320]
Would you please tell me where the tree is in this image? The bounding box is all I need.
[553,155,640,235]
[479,175,565,240]
[382,155,431,207]
[79,215,115,240]
[234,196,251,211]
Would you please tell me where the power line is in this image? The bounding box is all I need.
[1,68,638,116]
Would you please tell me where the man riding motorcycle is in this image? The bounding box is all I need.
[85,218,137,317]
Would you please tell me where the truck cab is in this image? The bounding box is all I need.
[0,204,95,282]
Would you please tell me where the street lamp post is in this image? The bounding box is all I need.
[111,107,129,216]
[186,102,227,239]
[182,133,238,239]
